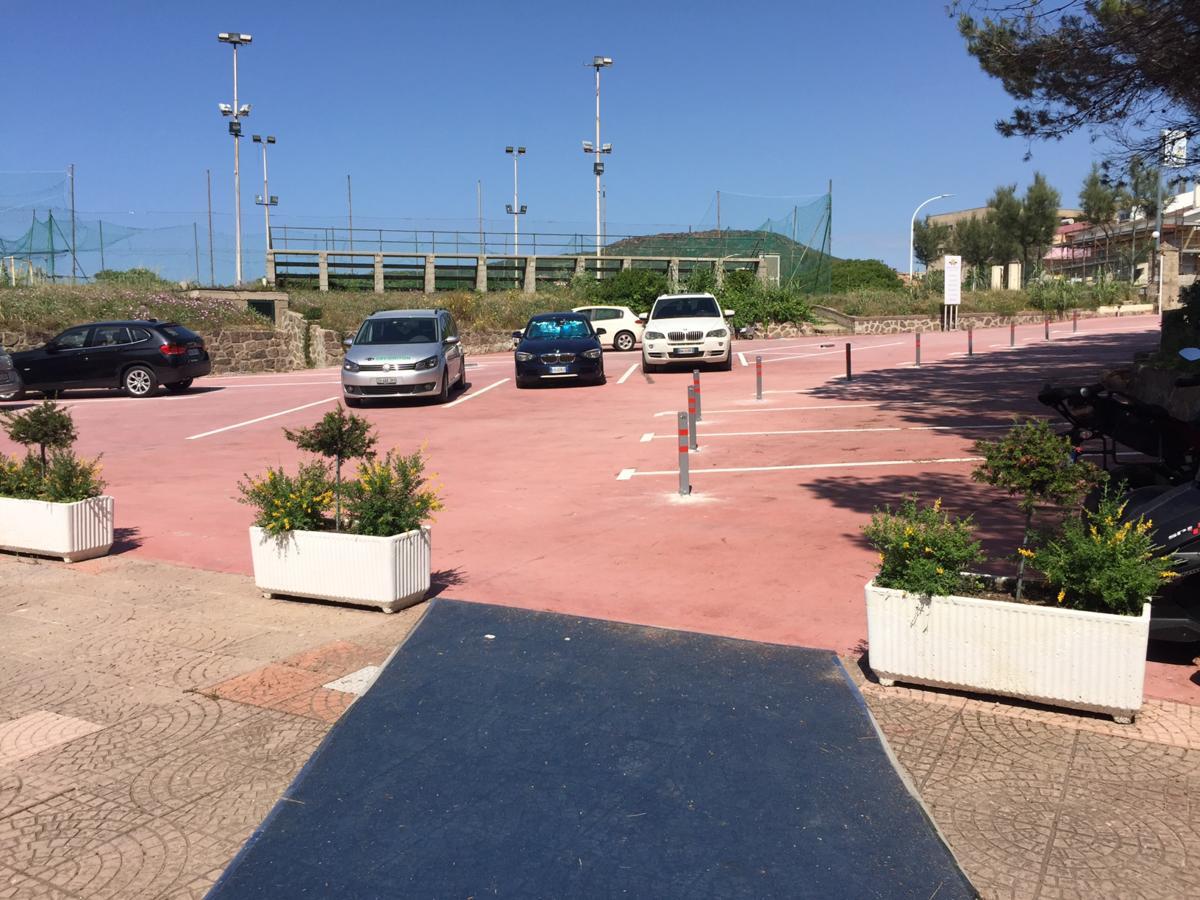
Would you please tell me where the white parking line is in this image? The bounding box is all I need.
[186,396,339,440]
[618,456,984,479]
[617,364,638,384]
[442,378,509,409]
[642,423,1015,439]
[654,403,881,417]
[761,340,905,365]
[737,352,748,367]
[640,432,655,443]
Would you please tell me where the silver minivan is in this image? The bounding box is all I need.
[341,309,466,406]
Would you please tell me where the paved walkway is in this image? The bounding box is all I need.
[1,554,1197,898]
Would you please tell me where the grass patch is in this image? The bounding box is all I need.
[821,289,1101,319]
[0,286,264,335]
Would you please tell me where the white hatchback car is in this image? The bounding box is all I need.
[571,305,644,352]
[640,293,734,372]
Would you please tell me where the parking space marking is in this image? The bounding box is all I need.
[442,378,509,409]
[654,403,881,417]
[737,352,748,367]
[186,396,340,440]
[618,456,984,479]
[761,340,905,365]
[642,423,1014,440]
[617,364,638,384]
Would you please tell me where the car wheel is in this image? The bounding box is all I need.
[640,357,658,374]
[614,331,636,352]
[515,374,533,389]
[165,378,194,393]
[454,359,466,390]
[718,351,733,372]
[344,395,364,408]
[434,367,450,403]
[595,369,607,385]
[123,366,158,398]
[0,387,24,402]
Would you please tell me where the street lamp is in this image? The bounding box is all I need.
[252,135,278,274]
[217,31,252,285]
[504,146,527,256]
[583,56,613,256]
[909,193,953,281]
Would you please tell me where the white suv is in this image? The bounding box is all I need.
[640,293,734,373]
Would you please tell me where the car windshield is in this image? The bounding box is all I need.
[652,296,720,319]
[356,317,439,345]
[525,317,592,340]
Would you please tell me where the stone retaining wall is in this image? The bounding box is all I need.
[810,306,1145,336]
[208,310,307,374]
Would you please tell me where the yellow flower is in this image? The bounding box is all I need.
[283,518,290,529]
[902,541,910,549]
[878,553,885,563]
[1057,588,1066,604]
[1017,547,1035,559]
[1089,525,1099,541]
[935,566,945,575]
[933,498,942,512]
[1160,571,1178,579]
[1104,516,1114,526]
[904,526,914,536]
[1136,520,1152,534]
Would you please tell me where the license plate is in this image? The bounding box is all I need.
[187,350,201,361]
[549,366,568,374]
[673,347,700,356]
[376,377,397,385]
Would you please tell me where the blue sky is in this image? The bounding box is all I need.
[3,0,1106,279]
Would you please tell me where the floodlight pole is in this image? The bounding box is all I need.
[253,135,277,272]
[590,57,613,256]
[909,193,953,281]
[218,32,252,285]
[504,146,526,256]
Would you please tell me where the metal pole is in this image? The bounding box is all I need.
[193,222,201,284]
[677,412,691,496]
[845,342,852,381]
[98,220,106,272]
[232,43,242,285]
[1010,321,1015,347]
[477,179,483,254]
[1155,166,1164,318]
[512,153,519,256]
[347,174,354,251]
[756,355,763,400]
[68,164,76,283]
[915,332,921,367]
[262,141,271,263]
[908,193,953,282]
[1044,317,1050,341]
[1073,308,1078,332]
[206,169,215,285]
[967,325,973,357]
[687,385,698,451]
[594,64,601,256]
[692,369,702,421]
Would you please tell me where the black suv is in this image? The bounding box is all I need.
[6,320,212,399]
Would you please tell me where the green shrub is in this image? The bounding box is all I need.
[1030,486,1174,616]
[39,451,105,503]
[283,404,378,530]
[830,258,903,292]
[684,264,717,294]
[863,496,984,597]
[595,268,667,309]
[0,453,44,499]
[92,267,174,288]
[238,462,334,537]
[344,450,442,537]
[2,400,77,475]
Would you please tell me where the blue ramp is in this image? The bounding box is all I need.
[210,599,975,899]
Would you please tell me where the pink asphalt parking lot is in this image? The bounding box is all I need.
[5,314,1195,704]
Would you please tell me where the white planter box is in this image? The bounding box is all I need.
[0,495,114,562]
[249,525,431,613]
[865,581,1150,722]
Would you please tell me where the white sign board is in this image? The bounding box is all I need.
[943,255,962,305]
[1163,129,1188,168]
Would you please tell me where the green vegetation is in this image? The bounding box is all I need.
[0,401,104,503]
[863,496,984,597]
[0,285,262,335]
[91,267,176,288]
[1028,486,1174,617]
[239,408,440,538]
[972,420,1105,600]
[830,259,903,293]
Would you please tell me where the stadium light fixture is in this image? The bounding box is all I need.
[908,193,953,282]
[505,146,528,256]
[253,135,278,271]
[584,56,613,256]
[217,30,253,285]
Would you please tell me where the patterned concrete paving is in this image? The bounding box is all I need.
[0,553,1197,898]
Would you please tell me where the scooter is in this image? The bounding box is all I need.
[1040,350,1200,641]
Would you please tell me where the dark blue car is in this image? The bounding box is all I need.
[513,313,606,389]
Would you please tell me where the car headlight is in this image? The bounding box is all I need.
[706,328,728,338]
[343,360,360,372]
[582,349,602,359]
[515,351,535,362]
[414,355,439,371]
[645,331,664,340]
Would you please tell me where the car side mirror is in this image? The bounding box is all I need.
[511,330,524,339]
[724,309,736,318]
[342,338,353,349]
[444,335,461,345]
[44,341,60,353]
[640,313,650,320]
[594,328,606,336]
